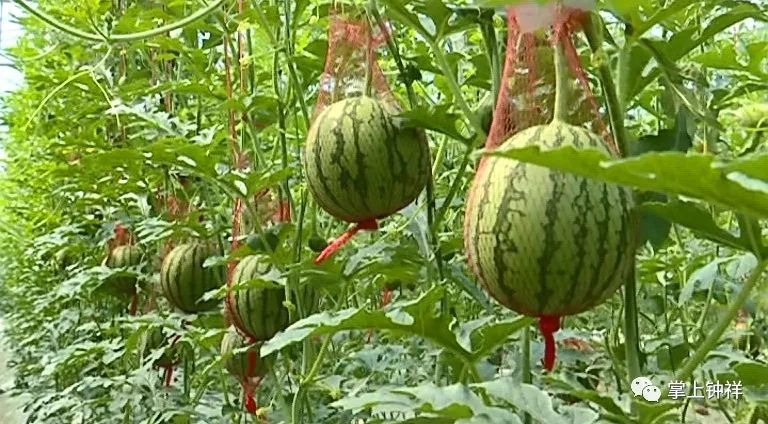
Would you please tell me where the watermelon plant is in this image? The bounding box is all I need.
[0,1,767,424]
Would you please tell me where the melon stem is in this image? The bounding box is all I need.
[552,34,570,123]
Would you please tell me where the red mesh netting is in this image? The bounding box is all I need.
[313,11,400,119]
[311,11,402,265]
[480,4,618,373]
[485,4,617,155]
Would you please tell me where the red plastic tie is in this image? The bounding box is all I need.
[381,288,393,307]
[163,335,183,387]
[242,337,261,415]
[538,315,561,372]
[314,219,378,264]
[164,365,174,387]
[243,385,258,414]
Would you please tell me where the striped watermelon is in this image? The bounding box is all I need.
[228,255,289,341]
[302,96,430,223]
[104,245,144,295]
[221,327,268,379]
[464,121,636,318]
[53,247,75,272]
[160,243,225,313]
[139,327,178,368]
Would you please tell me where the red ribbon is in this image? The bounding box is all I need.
[538,316,561,372]
[163,335,183,387]
[163,365,174,387]
[314,219,378,264]
[241,337,261,415]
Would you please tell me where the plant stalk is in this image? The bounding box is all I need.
[674,260,766,383]
[552,37,570,122]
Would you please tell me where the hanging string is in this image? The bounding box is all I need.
[313,219,378,264]
[538,315,561,372]
[240,336,260,415]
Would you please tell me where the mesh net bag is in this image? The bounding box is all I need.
[310,10,406,266]
[486,2,616,154]
[481,3,620,372]
[313,10,400,120]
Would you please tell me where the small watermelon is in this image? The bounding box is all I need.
[139,327,179,368]
[228,255,289,341]
[52,247,76,272]
[246,231,279,253]
[104,245,144,295]
[303,96,430,223]
[307,234,329,253]
[221,327,268,379]
[160,243,225,313]
[464,121,636,318]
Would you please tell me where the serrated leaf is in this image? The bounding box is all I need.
[487,146,768,218]
[261,287,471,360]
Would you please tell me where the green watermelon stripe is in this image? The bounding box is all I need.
[176,245,191,310]
[347,100,374,215]
[599,185,633,300]
[337,100,368,218]
[535,165,564,312]
[308,123,339,215]
[372,100,401,213]
[583,183,614,306]
[563,177,591,309]
[471,160,500,298]
[585,183,621,310]
[181,245,196,310]
[468,162,493,299]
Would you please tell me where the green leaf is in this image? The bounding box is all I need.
[631,3,767,99]
[382,0,432,40]
[261,287,471,360]
[642,202,751,252]
[447,263,495,314]
[332,382,523,422]
[477,378,594,424]
[400,107,469,143]
[486,146,768,218]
